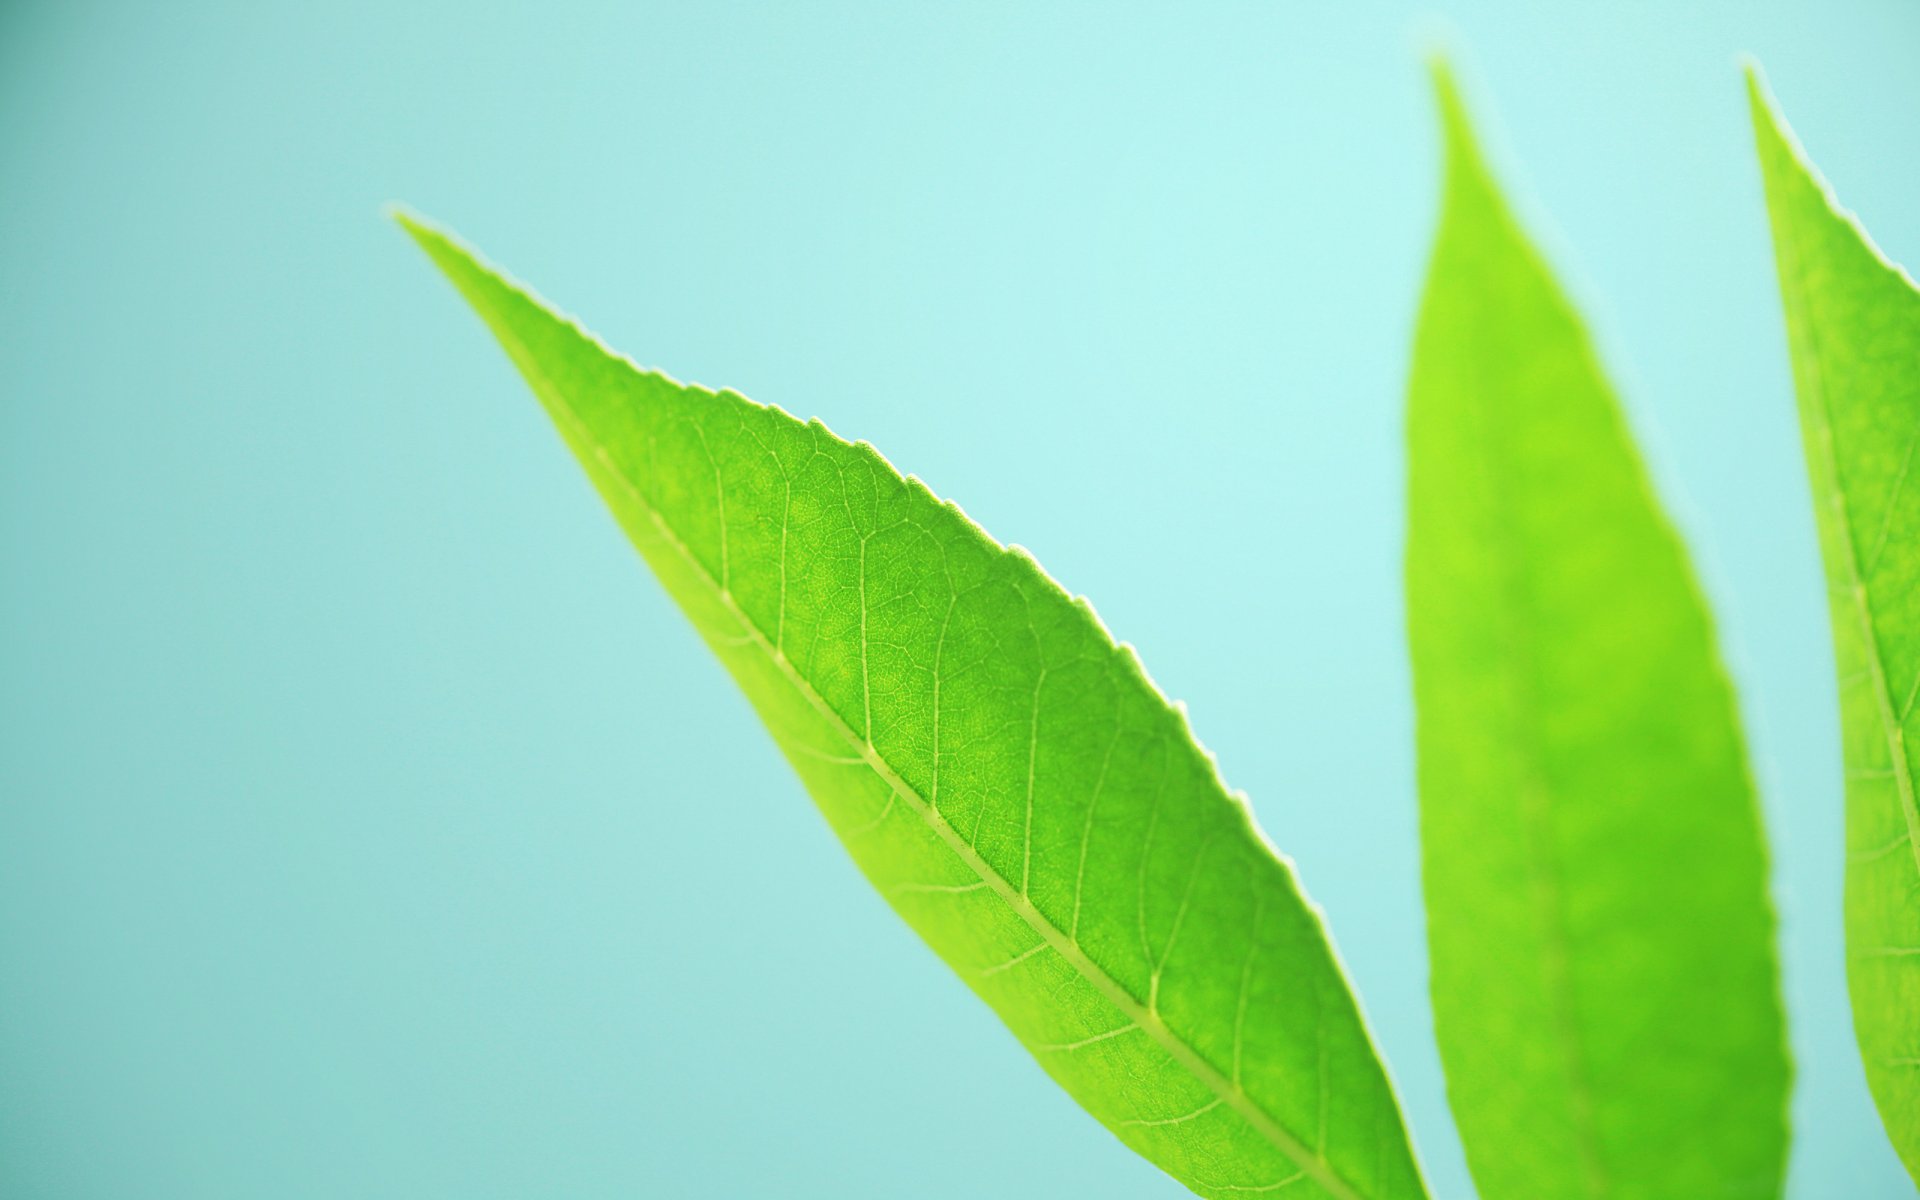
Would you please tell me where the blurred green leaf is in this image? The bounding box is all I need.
[1404,65,1790,1199]
[397,212,1429,1200]
[1749,66,1920,1186]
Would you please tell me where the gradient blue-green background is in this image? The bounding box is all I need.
[4,2,1917,1196]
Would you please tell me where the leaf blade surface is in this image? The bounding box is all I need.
[1405,68,1790,1200]
[1749,69,1920,1185]
[399,213,1429,1200]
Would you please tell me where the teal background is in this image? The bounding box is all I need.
[2,2,1916,1196]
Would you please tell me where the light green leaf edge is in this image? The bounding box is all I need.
[396,211,1430,1200]
[1748,64,1920,1185]
[1405,64,1790,1200]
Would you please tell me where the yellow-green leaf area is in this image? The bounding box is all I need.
[1749,67,1920,1186]
[397,212,1429,1200]
[1405,66,1789,1200]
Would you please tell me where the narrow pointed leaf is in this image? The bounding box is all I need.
[1749,69,1920,1184]
[1404,68,1789,1199]
[397,213,1429,1200]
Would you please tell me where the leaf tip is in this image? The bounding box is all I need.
[1421,52,1493,197]
[1740,63,1828,209]
[1740,57,1790,156]
[383,206,526,324]
[1423,54,1467,140]
[1423,52,1462,116]
[385,202,461,260]
[1407,17,1460,84]
[1737,59,1919,296]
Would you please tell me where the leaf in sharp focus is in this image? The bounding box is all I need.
[1748,66,1920,1185]
[396,211,1430,1200]
[1404,65,1790,1200]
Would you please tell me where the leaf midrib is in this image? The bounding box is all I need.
[1437,185,1611,1197]
[1461,397,1611,1200]
[513,343,1373,1200]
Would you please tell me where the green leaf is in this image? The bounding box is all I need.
[1404,65,1790,1199]
[396,211,1429,1200]
[1749,66,1920,1185]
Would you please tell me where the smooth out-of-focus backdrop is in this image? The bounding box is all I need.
[4,2,1918,1197]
